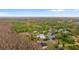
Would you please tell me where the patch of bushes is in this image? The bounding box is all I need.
[67,45,79,50]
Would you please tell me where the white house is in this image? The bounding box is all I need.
[36,34,46,39]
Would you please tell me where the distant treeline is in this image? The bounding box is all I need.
[0,17,79,22]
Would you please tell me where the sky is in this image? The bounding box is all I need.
[0,9,79,17]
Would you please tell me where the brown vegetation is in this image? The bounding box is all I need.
[0,22,41,50]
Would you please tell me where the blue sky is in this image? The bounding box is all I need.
[0,9,79,17]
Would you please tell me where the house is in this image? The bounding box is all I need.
[47,32,56,40]
[36,33,46,39]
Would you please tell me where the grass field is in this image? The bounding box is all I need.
[0,17,79,50]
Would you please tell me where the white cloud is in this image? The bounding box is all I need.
[0,12,23,17]
[0,12,11,17]
[50,9,65,12]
